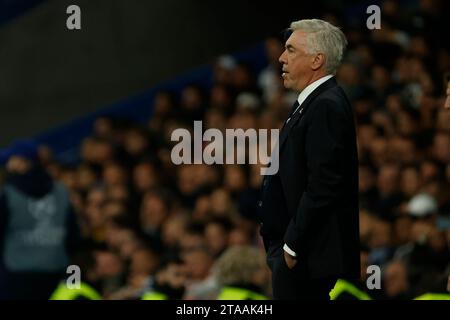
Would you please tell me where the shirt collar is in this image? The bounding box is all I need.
[296,74,334,107]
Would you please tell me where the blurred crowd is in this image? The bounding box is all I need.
[1,0,449,300]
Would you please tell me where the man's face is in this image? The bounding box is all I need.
[445,82,450,110]
[279,31,315,92]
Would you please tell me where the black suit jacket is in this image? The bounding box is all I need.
[259,77,360,280]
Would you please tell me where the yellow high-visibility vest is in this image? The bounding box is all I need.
[217,286,268,300]
[330,279,372,300]
[141,291,168,300]
[50,282,101,300]
[414,293,450,300]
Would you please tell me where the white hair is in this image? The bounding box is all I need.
[289,19,347,74]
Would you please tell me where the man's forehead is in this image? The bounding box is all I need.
[285,30,307,47]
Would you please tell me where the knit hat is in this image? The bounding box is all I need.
[0,139,39,165]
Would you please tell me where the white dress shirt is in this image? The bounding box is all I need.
[283,74,334,258]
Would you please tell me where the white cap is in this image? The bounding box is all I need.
[408,193,438,218]
[236,92,260,110]
[217,55,236,70]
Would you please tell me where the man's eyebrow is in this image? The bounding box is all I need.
[285,44,295,50]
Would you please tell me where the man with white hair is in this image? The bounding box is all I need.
[258,19,360,299]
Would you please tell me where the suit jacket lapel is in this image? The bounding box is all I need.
[278,77,337,152]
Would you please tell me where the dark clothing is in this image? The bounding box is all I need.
[258,78,360,299]
[0,166,81,300]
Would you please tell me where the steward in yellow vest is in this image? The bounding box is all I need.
[217,285,268,300]
[50,281,101,300]
[330,279,372,300]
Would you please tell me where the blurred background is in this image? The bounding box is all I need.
[0,0,449,300]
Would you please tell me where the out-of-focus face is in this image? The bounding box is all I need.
[133,163,158,193]
[124,130,148,156]
[360,251,369,281]
[204,223,229,256]
[377,165,399,196]
[6,156,32,174]
[444,82,450,110]
[384,261,409,298]
[279,31,316,92]
[103,164,127,187]
[401,167,421,197]
[228,228,251,246]
[432,133,450,163]
[224,165,247,193]
[161,214,187,247]
[368,219,392,248]
[130,249,159,277]
[140,193,169,229]
[359,166,375,193]
[95,251,124,278]
[183,249,213,281]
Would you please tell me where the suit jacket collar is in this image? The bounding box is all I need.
[278,77,337,151]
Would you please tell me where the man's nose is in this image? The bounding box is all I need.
[279,50,286,64]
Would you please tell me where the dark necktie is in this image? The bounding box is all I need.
[282,100,303,133]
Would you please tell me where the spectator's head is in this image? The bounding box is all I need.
[132,161,159,194]
[192,193,212,222]
[231,63,254,92]
[223,165,247,195]
[210,85,232,112]
[106,183,130,204]
[359,164,376,193]
[368,218,392,249]
[115,229,144,260]
[369,137,388,167]
[182,246,213,281]
[444,72,450,110]
[407,193,438,219]
[215,246,269,289]
[81,137,114,166]
[153,256,187,299]
[204,217,234,258]
[161,213,189,249]
[377,163,400,196]
[431,131,450,164]
[128,247,160,288]
[400,166,422,198]
[180,223,205,254]
[140,190,171,233]
[393,216,413,245]
[360,245,370,281]
[93,117,114,139]
[180,85,204,112]
[228,227,252,246]
[152,91,175,119]
[210,188,234,217]
[77,164,98,192]
[103,162,128,187]
[383,260,410,299]
[85,186,107,229]
[94,250,125,280]
[123,127,150,158]
[420,160,439,182]
[1,139,39,174]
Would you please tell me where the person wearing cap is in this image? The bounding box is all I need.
[0,139,81,299]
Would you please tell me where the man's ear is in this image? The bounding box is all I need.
[311,53,325,71]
